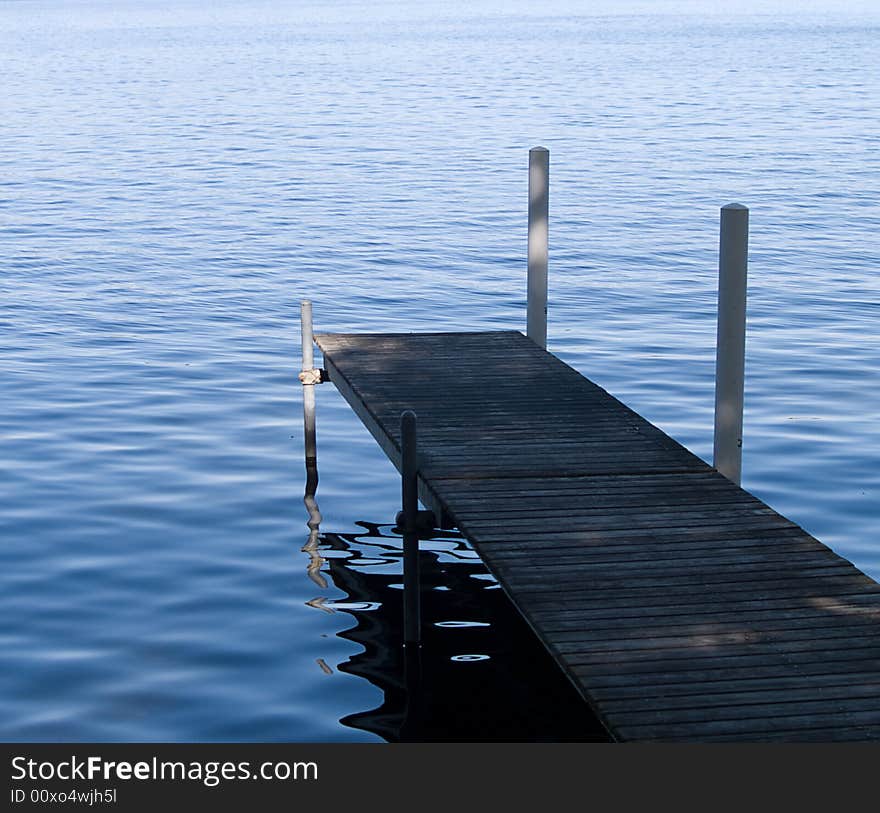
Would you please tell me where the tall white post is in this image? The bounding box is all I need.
[300,300,323,566]
[300,300,317,466]
[713,204,749,485]
[527,146,549,349]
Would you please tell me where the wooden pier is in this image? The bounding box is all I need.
[314,329,880,742]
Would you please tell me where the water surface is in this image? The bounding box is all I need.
[1,0,877,741]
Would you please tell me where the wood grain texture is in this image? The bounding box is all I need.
[315,330,880,742]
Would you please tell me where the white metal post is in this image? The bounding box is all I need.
[300,300,323,575]
[527,146,549,349]
[301,300,317,465]
[713,204,749,485]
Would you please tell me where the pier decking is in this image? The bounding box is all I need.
[314,329,880,742]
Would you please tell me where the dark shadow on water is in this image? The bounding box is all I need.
[311,522,610,742]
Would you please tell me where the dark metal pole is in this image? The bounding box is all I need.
[401,410,420,646]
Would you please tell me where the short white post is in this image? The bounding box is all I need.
[300,300,317,466]
[401,410,421,646]
[713,204,749,485]
[527,146,549,349]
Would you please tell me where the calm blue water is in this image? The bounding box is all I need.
[1,0,878,741]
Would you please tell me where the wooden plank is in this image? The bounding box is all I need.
[600,681,880,714]
[552,624,880,656]
[492,557,854,583]
[536,604,880,636]
[463,517,800,539]
[547,614,880,645]
[460,506,786,528]
[521,585,880,615]
[437,490,760,510]
[499,572,867,601]
[430,471,727,489]
[473,525,809,548]
[575,651,880,690]
[484,535,824,558]
[486,544,835,571]
[612,696,880,731]
[315,330,880,742]
[614,707,880,741]
[689,726,880,742]
[454,491,775,512]
[565,639,880,673]
[465,518,805,542]
[592,669,880,702]
[441,479,768,499]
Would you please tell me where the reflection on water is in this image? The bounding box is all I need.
[303,463,326,589]
[302,520,608,742]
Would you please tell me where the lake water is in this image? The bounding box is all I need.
[1,0,877,741]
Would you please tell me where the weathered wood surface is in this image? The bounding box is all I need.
[315,330,880,742]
